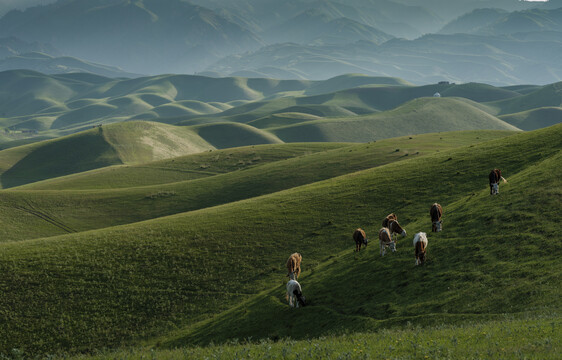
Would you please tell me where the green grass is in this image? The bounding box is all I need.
[0,125,558,356]
[270,97,518,142]
[17,143,350,190]
[499,106,562,130]
[0,131,512,243]
[1,70,559,152]
[71,315,560,359]
[485,81,562,115]
[0,121,215,188]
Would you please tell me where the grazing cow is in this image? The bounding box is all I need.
[286,279,306,308]
[430,203,443,232]
[353,228,369,252]
[489,169,507,195]
[286,253,302,280]
[388,219,407,242]
[379,227,396,256]
[382,213,397,228]
[413,232,428,265]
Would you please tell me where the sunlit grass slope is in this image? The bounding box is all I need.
[0,125,558,356]
[0,131,509,242]
[271,97,519,142]
[158,125,561,348]
[0,121,214,188]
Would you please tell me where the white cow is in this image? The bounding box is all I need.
[286,279,306,308]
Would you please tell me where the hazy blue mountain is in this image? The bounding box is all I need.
[263,9,393,45]
[484,7,562,35]
[439,8,509,34]
[208,33,562,85]
[0,36,59,59]
[389,0,536,19]
[190,0,443,39]
[0,52,139,78]
[0,0,57,16]
[0,0,263,75]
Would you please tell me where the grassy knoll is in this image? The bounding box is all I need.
[271,97,518,142]
[0,131,512,243]
[192,122,284,149]
[0,125,558,356]
[0,121,214,188]
[499,106,562,130]
[485,81,562,115]
[72,316,560,359]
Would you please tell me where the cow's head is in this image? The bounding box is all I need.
[389,241,396,252]
[432,220,442,232]
[492,183,499,194]
[363,237,369,247]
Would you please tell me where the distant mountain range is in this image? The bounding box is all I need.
[0,0,560,82]
[0,0,263,75]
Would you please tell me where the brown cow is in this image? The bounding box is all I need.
[388,219,407,242]
[286,253,302,280]
[413,232,428,265]
[489,169,507,195]
[379,227,396,256]
[353,228,369,252]
[382,213,397,228]
[430,203,443,232]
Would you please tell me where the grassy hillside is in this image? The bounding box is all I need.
[0,125,558,356]
[18,143,350,190]
[485,81,562,115]
[0,121,214,188]
[0,131,510,243]
[74,316,560,359]
[271,97,518,142]
[1,70,559,152]
[499,107,562,130]
[192,122,284,149]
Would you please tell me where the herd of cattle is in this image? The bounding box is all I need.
[285,169,506,307]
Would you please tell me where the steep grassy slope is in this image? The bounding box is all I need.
[0,125,558,356]
[0,131,510,242]
[499,107,562,130]
[271,98,519,142]
[485,81,562,115]
[0,121,214,188]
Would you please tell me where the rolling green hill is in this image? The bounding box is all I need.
[499,107,562,130]
[0,125,558,356]
[15,143,351,191]
[2,70,560,153]
[0,121,214,188]
[270,97,519,142]
[0,131,511,243]
[485,81,562,115]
